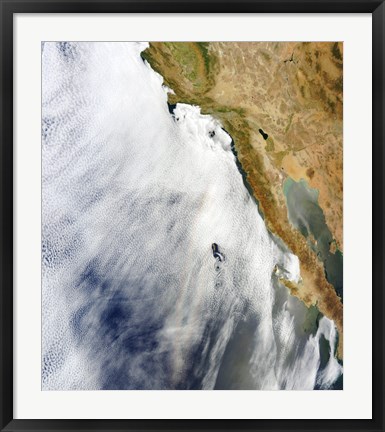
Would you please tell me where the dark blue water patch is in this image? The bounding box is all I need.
[283,178,343,300]
[58,187,220,389]
[99,297,160,353]
[314,335,343,390]
[328,371,343,390]
[77,259,104,293]
[71,268,172,389]
[72,252,176,389]
[100,332,172,390]
[98,301,168,389]
[101,345,172,390]
[120,323,160,354]
[99,302,132,342]
[318,334,331,370]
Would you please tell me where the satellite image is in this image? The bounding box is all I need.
[42,42,343,390]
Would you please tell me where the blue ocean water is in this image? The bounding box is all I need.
[283,178,343,300]
[42,42,342,390]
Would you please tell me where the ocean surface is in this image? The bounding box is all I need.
[42,42,342,390]
[283,178,343,300]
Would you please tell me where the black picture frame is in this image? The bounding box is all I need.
[1,1,384,431]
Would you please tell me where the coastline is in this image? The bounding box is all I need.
[142,42,344,358]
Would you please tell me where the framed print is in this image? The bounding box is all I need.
[1,0,384,431]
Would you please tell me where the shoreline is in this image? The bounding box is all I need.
[142,42,344,358]
[283,177,343,301]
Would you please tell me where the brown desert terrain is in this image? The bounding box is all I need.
[142,42,343,357]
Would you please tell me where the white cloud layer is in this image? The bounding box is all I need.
[42,42,342,390]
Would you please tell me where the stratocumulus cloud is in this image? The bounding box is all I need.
[42,42,342,390]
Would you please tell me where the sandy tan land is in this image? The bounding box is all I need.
[142,42,343,357]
